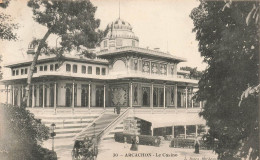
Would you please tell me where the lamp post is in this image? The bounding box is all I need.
[50,123,56,151]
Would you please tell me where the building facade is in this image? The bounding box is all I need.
[1,18,205,139]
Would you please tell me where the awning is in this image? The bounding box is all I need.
[134,113,206,128]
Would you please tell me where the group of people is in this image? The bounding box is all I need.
[72,136,98,160]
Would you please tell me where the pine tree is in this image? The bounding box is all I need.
[190,1,259,159]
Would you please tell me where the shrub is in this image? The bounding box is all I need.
[169,138,217,150]
[114,132,161,146]
[0,103,57,160]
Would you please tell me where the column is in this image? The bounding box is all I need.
[172,126,175,138]
[21,85,24,99]
[32,85,35,108]
[163,84,166,109]
[27,85,30,107]
[200,101,202,109]
[191,88,194,108]
[151,83,153,109]
[195,125,198,137]
[184,125,187,139]
[72,82,75,109]
[130,82,133,108]
[174,84,177,109]
[151,126,153,136]
[185,86,188,109]
[54,82,57,112]
[88,83,91,110]
[6,85,8,104]
[103,84,106,109]
[12,86,14,105]
[43,83,45,108]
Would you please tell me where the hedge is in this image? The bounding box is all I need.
[170,138,217,150]
[114,132,161,146]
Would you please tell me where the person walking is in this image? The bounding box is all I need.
[194,137,200,154]
[130,136,137,151]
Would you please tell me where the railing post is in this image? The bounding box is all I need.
[184,125,187,139]
[163,84,166,110]
[195,125,198,137]
[72,82,75,113]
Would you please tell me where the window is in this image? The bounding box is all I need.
[88,66,92,74]
[34,67,37,73]
[66,64,71,72]
[73,65,77,73]
[40,66,43,71]
[82,65,86,74]
[96,67,100,75]
[16,70,19,75]
[132,40,135,47]
[104,40,107,47]
[50,64,54,71]
[55,64,58,71]
[44,65,47,71]
[21,69,24,75]
[25,68,28,74]
[102,68,106,75]
[12,70,15,76]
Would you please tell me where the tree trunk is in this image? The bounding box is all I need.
[22,29,52,108]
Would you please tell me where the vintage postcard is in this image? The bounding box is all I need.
[0,0,258,160]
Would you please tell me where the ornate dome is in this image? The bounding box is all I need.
[100,18,139,51]
[107,18,133,31]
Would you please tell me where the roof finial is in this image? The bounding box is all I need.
[119,0,120,19]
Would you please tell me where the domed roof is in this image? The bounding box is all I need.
[107,18,132,30]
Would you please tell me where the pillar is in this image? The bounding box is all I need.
[72,82,75,109]
[163,84,166,109]
[185,86,188,109]
[200,101,202,109]
[184,125,187,139]
[54,82,57,112]
[88,83,91,110]
[151,126,153,136]
[43,83,45,108]
[6,85,8,104]
[130,82,133,108]
[151,83,153,109]
[174,84,177,109]
[195,125,198,137]
[103,84,106,109]
[32,85,35,108]
[191,88,194,108]
[12,86,14,105]
[172,126,175,138]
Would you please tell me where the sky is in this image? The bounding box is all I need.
[0,0,207,77]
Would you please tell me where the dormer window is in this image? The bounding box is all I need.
[25,68,28,74]
[82,65,86,74]
[116,39,122,46]
[12,70,15,76]
[21,69,24,75]
[16,70,19,75]
[40,66,43,71]
[44,65,47,71]
[96,67,100,75]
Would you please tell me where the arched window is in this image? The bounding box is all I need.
[82,65,86,74]
[73,65,77,73]
[66,64,71,72]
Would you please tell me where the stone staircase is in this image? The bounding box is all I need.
[75,113,119,140]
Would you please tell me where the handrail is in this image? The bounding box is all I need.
[96,107,131,143]
[74,110,106,140]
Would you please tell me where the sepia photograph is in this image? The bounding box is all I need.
[0,0,259,159]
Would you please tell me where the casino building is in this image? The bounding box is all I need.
[1,18,206,140]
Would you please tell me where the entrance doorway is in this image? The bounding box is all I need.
[65,84,72,107]
[95,87,104,107]
[142,87,150,107]
[81,84,88,107]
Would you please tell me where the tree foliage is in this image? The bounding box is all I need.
[180,66,204,80]
[0,0,18,41]
[190,1,259,159]
[0,103,57,160]
[23,0,103,105]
